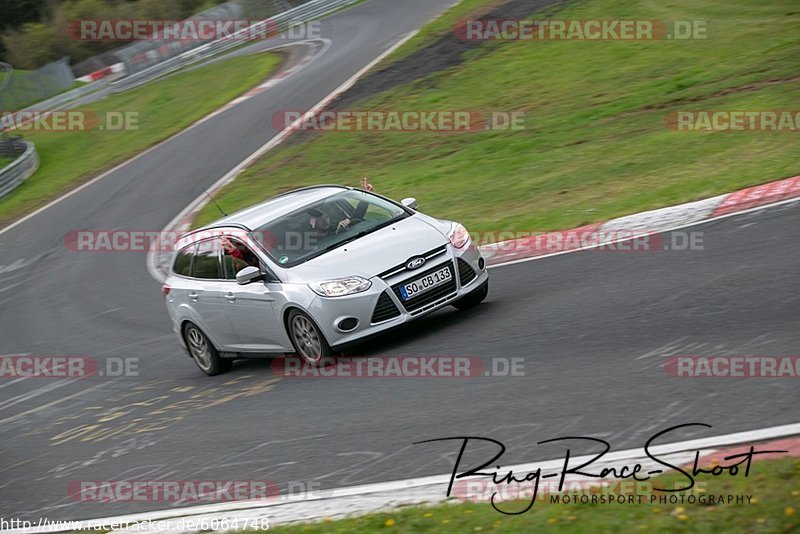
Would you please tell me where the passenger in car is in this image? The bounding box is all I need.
[220,236,260,273]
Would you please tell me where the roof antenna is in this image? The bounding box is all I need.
[202,187,228,217]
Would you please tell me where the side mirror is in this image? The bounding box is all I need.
[401,197,418,210]
[236,266,264,285]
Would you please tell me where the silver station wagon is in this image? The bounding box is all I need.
[163,185,489,375]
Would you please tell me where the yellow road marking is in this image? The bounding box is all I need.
[0,383,106,425]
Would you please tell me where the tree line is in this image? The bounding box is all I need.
[1,0,226,69]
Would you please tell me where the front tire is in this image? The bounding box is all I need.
[183,323,232,376]
[453,280,489,310]
[287,309,333,367]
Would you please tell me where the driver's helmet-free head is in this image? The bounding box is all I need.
[307,207,331,230]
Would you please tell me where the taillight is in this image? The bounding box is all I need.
[162,284,171,299]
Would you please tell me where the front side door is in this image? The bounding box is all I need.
[220,237,284,352]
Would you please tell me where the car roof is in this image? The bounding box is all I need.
[173,185,350,250]
[203,185,349,230]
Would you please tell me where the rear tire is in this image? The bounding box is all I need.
[287,309,333,367]
[453,280,489,310]
[183,322,232,376]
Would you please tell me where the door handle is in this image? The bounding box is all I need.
[189,292,199,301]
[225,292,237,302]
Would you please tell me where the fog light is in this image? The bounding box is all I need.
[478,257,485,270]
[337,317,359,332]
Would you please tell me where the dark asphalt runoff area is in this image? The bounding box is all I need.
[1,0,799,522]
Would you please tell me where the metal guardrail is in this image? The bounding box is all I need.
[0,139,39,199]
[2,0,354,113]
[0,58,77,112]
[19,73,124,114]
[0,62,12,94]
[111,0,359,93]
[0,0,356,198]
[115,1,247,76]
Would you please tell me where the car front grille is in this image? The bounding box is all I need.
[371,291,401,323]
[457,258,477,287]
[392,261,457,313]
[378,245,448,280]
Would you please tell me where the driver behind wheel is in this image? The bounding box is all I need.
[308,208,351,236]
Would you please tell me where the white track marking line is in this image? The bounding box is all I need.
[0,378,77,412]
[172,39,331,128]
[0,375,30,391]
[0,40,326,239]
[146,29,421,283]
[7,421,799,533]
[0,281,25,294]
[487,196,800,270]
[0,271,25,284]
[0,382,107,425]
[2,2,798,529]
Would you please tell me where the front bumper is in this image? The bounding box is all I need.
[305,243,488,349]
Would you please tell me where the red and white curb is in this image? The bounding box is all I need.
[197,39,331,124]
[76,63,126,83]
[482,174,800,267]
[148,165,800,280]
[0,39,327,241]
[6,423,800,533]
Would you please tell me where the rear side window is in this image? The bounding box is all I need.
[173,245,195,276]
[192,239,222,280]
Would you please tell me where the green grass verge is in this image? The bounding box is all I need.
[268,457,800,532]
[194,0,800,233]
[0,52,282,227]
[0,157,13,169]
[384,0,504,64]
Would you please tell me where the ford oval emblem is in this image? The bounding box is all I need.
[406,256,426,270]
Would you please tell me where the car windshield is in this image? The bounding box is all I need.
[251,190,409,267]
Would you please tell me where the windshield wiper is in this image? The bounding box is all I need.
[321,229,370,253]
[299,214,409,263]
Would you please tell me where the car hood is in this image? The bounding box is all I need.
[283,215,449,282]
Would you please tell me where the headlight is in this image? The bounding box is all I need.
[309,276,372,297]
[448,222,471,249]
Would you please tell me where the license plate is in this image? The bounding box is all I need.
[400,266,452,301]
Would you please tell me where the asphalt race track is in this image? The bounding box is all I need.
[1,0,799,522]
